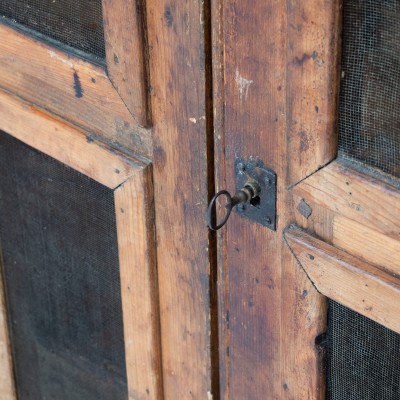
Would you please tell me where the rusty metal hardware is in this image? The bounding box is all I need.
[207,157,277,231]
[207,181,261,231]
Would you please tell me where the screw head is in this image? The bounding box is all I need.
[237,162,246,172]
[264,216,271,224]
[237,204,245,212]
[265,177,271,186]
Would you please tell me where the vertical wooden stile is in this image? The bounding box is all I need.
[146,0,214,398]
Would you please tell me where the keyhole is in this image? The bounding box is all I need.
[250,196,261,209]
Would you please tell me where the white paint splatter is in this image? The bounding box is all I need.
[47,50,74,68]
[189,117,197,124]
[235,69,253,101]
[207,391,213,400]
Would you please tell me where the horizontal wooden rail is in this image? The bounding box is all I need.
[0,23,152,157]
[294,160,400,239]
[285,226,400,334]
[0,90,142,189]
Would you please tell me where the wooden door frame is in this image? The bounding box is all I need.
[1,0,215,398]
[0,1,151,158]
[0,90,163,399]
[213,0,400,398]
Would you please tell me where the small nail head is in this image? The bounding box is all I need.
[237,162,245,172]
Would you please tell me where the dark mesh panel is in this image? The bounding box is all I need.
[326,300,400,400]
[338,0,400,178]
[0,130,127,400]
[0,0,105,59]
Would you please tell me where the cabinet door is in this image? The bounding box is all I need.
[0,1,213,399]
[212,0,400,398]
[0,94,161,399]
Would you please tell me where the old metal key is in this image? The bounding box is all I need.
[207,181,260,231]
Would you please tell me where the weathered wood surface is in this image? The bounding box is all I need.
[0,90,140,189]
[332,215,400,278]
[103,0,150,127]
[285,227,400,335]
[294,159,400,239]
[0,257,16,400]
[287,0,341,185]
[146,1,213,398]
[0,23,152,158]
[114,167,163,400]
[212,0,335,398]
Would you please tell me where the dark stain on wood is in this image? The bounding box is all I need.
[307,253,315,260]
[164,6,173,27]
[114,54,119,65]
[73,71,83,98]
[314,332,327,348]
[153,145,167,173]
[297,198,312,219]
[292,51,318,66]
[299,130,310,152]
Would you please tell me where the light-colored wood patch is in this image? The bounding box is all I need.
[333,215,400,277]
[0,90,139,189]
[114,166,163,400]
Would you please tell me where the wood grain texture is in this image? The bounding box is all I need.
[0,23,152,158]
[114,166,163,400]
[287,0,341,185]
[146,1,213,398]
[0,90,142,189]
[332,215,400,278]
[0,257,16,400]
[212,0,327,398]
[294,159,400,239]
[285,227,400,335]
[103,0,150,126]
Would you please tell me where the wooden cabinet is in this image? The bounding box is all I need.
[0,1,399,399]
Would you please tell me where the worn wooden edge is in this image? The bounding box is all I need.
[287,0,341,185]
[0,22,152,158]
[285,226,400,335]
[114,166,163,400]
[103,0,150,127]
[0,90,143,189]
[0,254,17,400]
[211,0,228,397]
[146,0,212,398]
[294,159,400,239]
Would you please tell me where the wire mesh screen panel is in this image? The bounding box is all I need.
[0,0,105,59]
[338,0,400,178]
[326,300,400,400]
[0,130,128,400]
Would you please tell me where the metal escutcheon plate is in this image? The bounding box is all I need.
[235,157,277,230]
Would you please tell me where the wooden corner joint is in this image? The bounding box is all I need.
[284,225,400,335]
